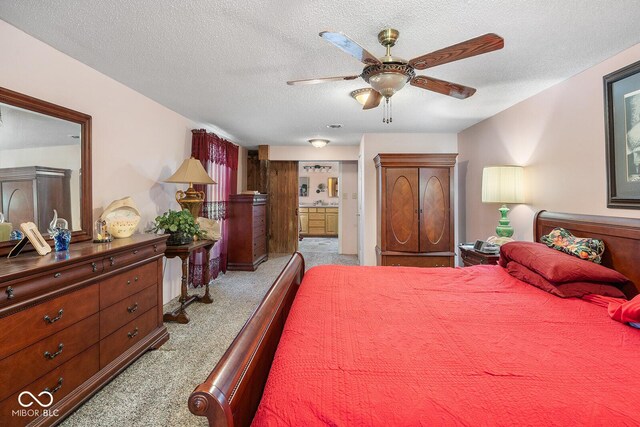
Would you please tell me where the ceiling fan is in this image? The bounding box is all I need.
[287,28,504,123]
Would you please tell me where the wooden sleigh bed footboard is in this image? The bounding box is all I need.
[188,252,305,427]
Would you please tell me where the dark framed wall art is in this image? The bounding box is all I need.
[604,59,640,209]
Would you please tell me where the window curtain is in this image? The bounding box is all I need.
[189,129,239,287]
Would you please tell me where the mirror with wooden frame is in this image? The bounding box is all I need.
[0,87,92,255]
[327,177,338,198]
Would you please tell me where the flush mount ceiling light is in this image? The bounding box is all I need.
[309,139,329,148]
[350,88,374,106]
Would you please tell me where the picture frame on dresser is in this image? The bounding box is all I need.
[0,86,92,254]
[604,59,640,209]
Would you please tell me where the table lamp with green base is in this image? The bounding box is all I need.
[482,166,525,246]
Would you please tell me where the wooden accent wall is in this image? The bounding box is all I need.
[267,161,298,253]
[246,150,259,191]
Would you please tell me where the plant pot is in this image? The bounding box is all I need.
[166,231,193,246]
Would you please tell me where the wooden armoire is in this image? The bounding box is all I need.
[375,153,457,267]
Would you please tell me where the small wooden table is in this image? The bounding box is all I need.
[163,239,216,324]
[459,245,500,267]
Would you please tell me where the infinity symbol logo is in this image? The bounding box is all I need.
[18,391,54,408]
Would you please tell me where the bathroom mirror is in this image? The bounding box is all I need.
[327,177,338,198]
[0,87,92,253]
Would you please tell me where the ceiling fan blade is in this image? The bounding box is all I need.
[319,31,381,65]
[363,90,382,110]
[409,33,504,70]
[287,75,360,86]
[411,76,477,99]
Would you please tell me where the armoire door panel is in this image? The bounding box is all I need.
[419,168,450,252]
[2,181,35,228]
[385,168,419,252]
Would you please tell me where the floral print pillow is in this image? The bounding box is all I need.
[540,227,605,264]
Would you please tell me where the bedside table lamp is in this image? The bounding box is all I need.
[482,166,524,242]
[165,157,216,218]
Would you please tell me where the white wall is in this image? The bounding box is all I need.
[339,161,358,255]
[359,133,458,265]
[269,145,359,161]
[298,162,339,204]
[458,42,640,244]
[0,20,202,302]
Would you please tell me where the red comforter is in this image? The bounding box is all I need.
[252,265,640,426]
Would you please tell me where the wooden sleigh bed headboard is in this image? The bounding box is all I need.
[534,211,640,297]
[189,211,640,427]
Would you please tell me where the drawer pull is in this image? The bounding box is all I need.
[92,262,98,272]
[153,244,158,252]
[6,286,14,300]
[44,377,64,394]
[127,280,131,285]
[44,309,64,324]
[44,343,64,360]
[54,273,62,278]
[127,327,139,339]
[133,249,139,254]
[109,256,115,266]
[127,303,139,313]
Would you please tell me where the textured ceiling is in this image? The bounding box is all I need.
[1,1,640,147]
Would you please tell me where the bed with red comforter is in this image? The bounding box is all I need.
[188,211,640,427]
[252,263,640,426]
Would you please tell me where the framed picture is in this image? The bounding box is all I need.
[299,177,309,197]
[604,59,640,209]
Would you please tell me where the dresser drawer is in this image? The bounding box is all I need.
[0,259,102,310]
[253,223,266,237]
[103,242,165,272]
[100,308,157,368]
[382,255,453,268]
[100,285,157,338]
[0,313,99,402]
[252,204,266,216]
[253,243,267,260]
[99,261,157,309]
[0,344,99,427]
[0,284,99,360]
[252,214,266,228]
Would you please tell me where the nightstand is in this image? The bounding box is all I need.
[459,246,500,267]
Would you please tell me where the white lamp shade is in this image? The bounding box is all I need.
[482,166,525,204]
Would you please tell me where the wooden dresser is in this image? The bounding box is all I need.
[0,234,168,426]
[375,153,457,268]
[228,194,268,271]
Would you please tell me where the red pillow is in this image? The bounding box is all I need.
[500,241,629,284]
[608,295,640,323]
[506,261,627,299]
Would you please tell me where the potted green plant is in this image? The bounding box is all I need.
[152,210,204,246]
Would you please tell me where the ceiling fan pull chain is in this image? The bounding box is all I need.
[389,98,393,123]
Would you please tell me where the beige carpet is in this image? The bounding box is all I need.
[62,250,357,427]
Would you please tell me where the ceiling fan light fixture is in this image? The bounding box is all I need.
[362,63,415,98]
[350,88,374,106]
[309,138,329,148]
